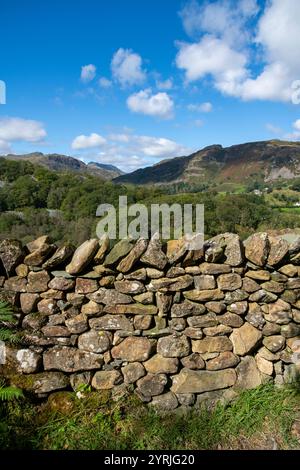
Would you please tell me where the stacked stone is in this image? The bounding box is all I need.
[0,231,300,410]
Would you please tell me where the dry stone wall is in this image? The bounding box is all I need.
[1,232,300,410]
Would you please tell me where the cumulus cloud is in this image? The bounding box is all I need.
[72,131,190,172]
[0,117,47,143]
[111,48,146,87]
[187,101,213,112]
[285,119,300,140]
[176,0,300,102]
[127,89,174,119]
[71,133,106,150]
[179,0,259,47]
[98,77,112,88]
[80,64,96,83]
[156,78,173,90]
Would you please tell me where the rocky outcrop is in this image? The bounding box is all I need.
[1,232,300,410]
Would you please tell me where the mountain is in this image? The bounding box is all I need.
[114,140,300,185]
[87,161,124,178]
[2,152,123,180]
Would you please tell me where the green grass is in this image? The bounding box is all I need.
[0,383,299,450]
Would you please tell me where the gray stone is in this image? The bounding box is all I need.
[137,373,168,397]
[263,335,285,353]
[194,275,216,290]
[192,336,233,354]
[235,356,262,389]
[0,239,24,276]
[87,288,132,305]
[140,234,168,270]
[117,238,148,273]
[157,334,190,358]
[244,232,269,266]
[89,315,133,331]
[43,346,103,372]
[43,244,74,269]
[150,392,178,411]
[78,330,111,353]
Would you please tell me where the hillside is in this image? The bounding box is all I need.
[2,152,123,180]
[114,140,300,185]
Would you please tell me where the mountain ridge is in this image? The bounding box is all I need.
[1,152,123,180]
[113,140,300,185]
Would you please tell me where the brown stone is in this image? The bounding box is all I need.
[206,351,239,370]
[244,232,269,266]
[263,335,285,353]
[88,288,132,305]
[137,374,168,398]
[92,370,123,389]
[144,354,179,374]
[66,239,99,274]
[261,280,285,294]
[122,362,146,383]
[181,353,205,370]
[37,298,58,315]
[111,337,153,362]
[279,264,298,277]
[114,280,145,294]
[245,270,270,281]
[203,325,232,336]
[20,293,39,314]
[65,313,88,334]
[42,325,70,337]
[117,238,148,272]
[242,278,260,293]
[230,323,262,355]
[187,312,217,328]
[192,336,233,354]
[184,289,224,302]
[81,300,103,316]
[256,355,273,375]
[148,275,193,292]
[171,300,206,318]
[15,264,29,277]
[134,315,153,330]
[134,292,154,305]
[171,368,236,394]
[217,273,242,291]
[4,276,27,292]
[48,277,75,291]
[27,271,50,293]
[205,301,226,314]
[40,289,64,300]
[42,244,74,270]
[227,301,248,315]
[199,263,231,275]
[24,244,55,267]
[219,312,244,328]
[194,275,216,290]
[104,303,157,315]
[124,268,147,281]
[78,330,111,353]
[267,236,289,266]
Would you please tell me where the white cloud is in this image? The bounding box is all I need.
[187,101,213,112]
[294,120,300,132]
[71,133,106,150]
[0,139,11,154]
[80,64,96,83]
[179,0,259,47]
[111,48,146,87]
[0,117,46,143]
[127,88,174,119]
[98,77,112,88]
[176,35,247,88]
[72,131,190,172]
[177,0,300,103]
[156,78,173,90]
[194,119,204,128]
[266,123,282,135]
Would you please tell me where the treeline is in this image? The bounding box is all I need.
[0,157,300,244]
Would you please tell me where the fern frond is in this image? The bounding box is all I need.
[0,328,22,344]
[0,385,24,402]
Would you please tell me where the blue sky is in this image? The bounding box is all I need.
[1,0,300,172]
